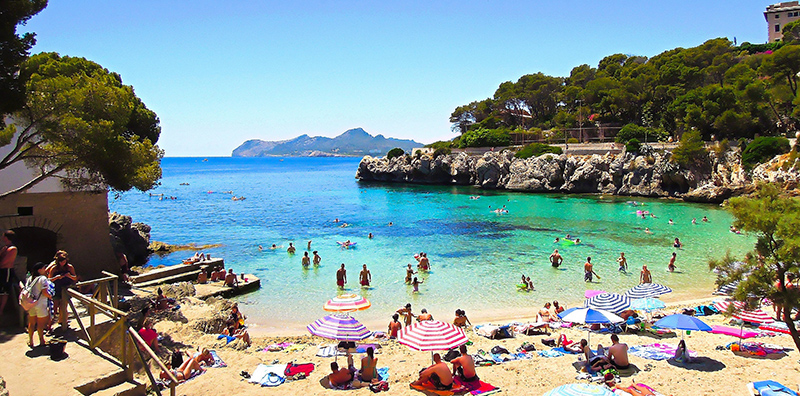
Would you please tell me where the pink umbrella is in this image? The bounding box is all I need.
[585,290,606,299]
[398,320,468,352]
[713,301,774,324]
[323,294,371,312]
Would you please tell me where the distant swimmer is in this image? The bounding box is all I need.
[668,219,674,225]
[702,216,709,222]
[554,237,560,243]
[313,251,321,266]
[640,265,652,284]
[574,238,581,244]
[645,228,653,234]
[307,240,312,250]
[270,244,278,250]
[287,243,296,254]
[258,245,263,251]
[405,264,416,283]
[368,233,373,239]
[412,276,423,293]
[730,225,741,234]
[360,264,371,287]
[388,222,394,226]
[584,257,600,282]
[691,218,697,225]
[549,249,563,268]
[668,252,677,272]
[617,252,628,272]
[302,251,310,268]
[650,213,657,218]
[340,223,349,228]
[336,264,347,288]
[334,218,340,223]
[469,196,480,200]
[673,238,682,249]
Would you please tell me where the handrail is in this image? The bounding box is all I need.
[66,289,127,317]
[76,275,117,287]
[129,327,177,396]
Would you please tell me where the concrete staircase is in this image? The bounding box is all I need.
[73,370,145,396]
[130,258,223,288]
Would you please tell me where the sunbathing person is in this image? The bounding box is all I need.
[329,352,365,389]
[412,353,453,390]
[606,334,630,369]
[224,269,239,287]
[222,325,251,345]
[539,302,552,322]
[580,339,611,372]
[193,348,215,367]
[558,334,582,353]
[451,345,478,382]
[359,347,379,382]
[615,383,656,396]
[453,309,471,328]
[160,355,204,383]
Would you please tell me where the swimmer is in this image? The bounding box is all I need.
[301,251,310,267]
[668,219,674,225]
[702,216,708,222]
[368,233,373,239]
[729,225,741,234]
[313,251,321,266]
[388,222,393,226]
[270,244,278,250]
[691,218,697,225]
[287,243,296,254]
[334,218,339,223]
[644,227,652,234]
[550,249,563,268]
[673,238,682,248]
[574,238,581,244]
[668,252,677,272]
[650,213,657,218]
[258,245,263,251]
[405,264,416,283]
[565,234,572,240]
[617,253,628,272]
[340,223,349,228]
[554,237,560,243]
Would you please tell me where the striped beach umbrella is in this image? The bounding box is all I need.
[713,300,746,312]
[630,297,666,312]
[559,307,625,324]
[323,293,371,312]
[307,315,371,341]
[713,301,773,324]
[584,292,631,314]
[543,383,615,396]
[625,283,672,299]
[398,320,468,352]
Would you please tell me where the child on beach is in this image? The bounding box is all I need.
[412,277,423,293]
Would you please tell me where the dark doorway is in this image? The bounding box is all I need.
[11,226,58,272]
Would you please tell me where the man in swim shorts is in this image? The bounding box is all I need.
[397,303,415,326]
[606,334,630,370]
[451,345,478,382]
[359,264,371,286]
[287,243,296,254]
[412,353,453,390]
[617,252,628,272]
[550,249,563,268]
[584,257,599,282]
[313,251,321,266]
[336,264,347,288]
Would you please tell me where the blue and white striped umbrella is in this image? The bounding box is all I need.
[307,314,371,341]
[543,383,615,396]
[584,292,631,314]
[558,307,624,324]
[630,297,666,312]
[625,283,673,299]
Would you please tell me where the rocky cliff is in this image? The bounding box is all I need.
[355,149,800,203]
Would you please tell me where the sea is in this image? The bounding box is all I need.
[109,157,754,334]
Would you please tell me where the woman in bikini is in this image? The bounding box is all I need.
[359,347,379,382]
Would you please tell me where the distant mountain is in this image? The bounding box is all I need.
[231,128,424,157]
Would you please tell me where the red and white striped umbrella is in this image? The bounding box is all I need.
[323,294,371,312]
[713,301,774,324]
[398,320,468,351]
[713,300,745,312]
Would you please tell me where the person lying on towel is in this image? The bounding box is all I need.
[412,353,453,390]
[451,345,479,382]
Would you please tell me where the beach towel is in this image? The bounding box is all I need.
[410,381,468,395]
[629,343,697,361]
[455,378,499,395]
[265,342,294,351]
[613,384,667,396]
[750,380,799,396]
[537,349,564,358]
[356,344,381,353]
[249,363,287,387]
[217,334,236,344]
[376,367,390,381]
[317,345,345,357]
[209,350,227,368]
[729,342,787,356]
[552,347,586,355]
[284,362,315,378]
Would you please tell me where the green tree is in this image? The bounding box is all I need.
[709,184,800,352]
[671,130,708,168]
[0,0,48,128]
[386,147,405,159]
[741,136,791,170]
[782,20,800,44]
[1,52,163,197]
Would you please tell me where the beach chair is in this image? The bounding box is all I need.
[747,380,798,396]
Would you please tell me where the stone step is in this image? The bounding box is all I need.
[88,381,145,396]
[130,258,222,284]
[134,270,202,288]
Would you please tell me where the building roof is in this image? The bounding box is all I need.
[766,1,800,13]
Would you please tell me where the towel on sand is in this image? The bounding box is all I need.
[209,350,227,368]
[629,343,697,361]
[249,364,287,387]
[317,345,345,357]
[411,377,499,395]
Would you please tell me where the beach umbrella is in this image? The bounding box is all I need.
[653,314,711,341]
[558,307,624,344]
[625,283,672,299]
[543,383,615,396]
[584,292,631,314]
[712,300,745,312]
[584,290,606,299]
[397,320,468,352]
[630,297,666,312]
[713,301,774,325]
[307,314,371,341]
[323,293,371,312]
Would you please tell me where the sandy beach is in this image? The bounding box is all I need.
[142,294,800,396]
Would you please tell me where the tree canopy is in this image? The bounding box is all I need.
[447,38,797,147]
[0,0,48,126]
[1,52,163,197]
[710,184,800,352]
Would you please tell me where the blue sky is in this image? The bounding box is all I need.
[26,1,767,156]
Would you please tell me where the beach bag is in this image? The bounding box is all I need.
[490,346,509,355]
[19,276,43,311]
[443,348,461,362]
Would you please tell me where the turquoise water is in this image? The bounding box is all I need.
[109,157,754,333]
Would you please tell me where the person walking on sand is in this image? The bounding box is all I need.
[336,264,347,289]
[640,265,652,284]
[668,252,677,272]
[584,257,600,282]
[301,252,310,268]
[313,251,321,266]
[405,264,416,283]
[359,264,371,287]
[550,249,563,268]
[617,252,628,273]
[388,313,402,339]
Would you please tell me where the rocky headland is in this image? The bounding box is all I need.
[355,148,800,203]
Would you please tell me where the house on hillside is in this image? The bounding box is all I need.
[765,1,800,42]
[0,129,117,282]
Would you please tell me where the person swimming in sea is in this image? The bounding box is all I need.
[644,227,653,234]
[554,237,560,243]
[673,238,682,248]
[702,216,708,222]
[668,219,674,225]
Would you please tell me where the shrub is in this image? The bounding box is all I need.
[741,136,791,170]
[568,138,579,144]
[615,123,668,143]
[712,138,730,157]
[671,130,708,168]
[458,127,511,148]
[386,147,405,159]
[625,138,641,153]
[426,140,454,150]
[432,147,451,158]
[514,143,563,159]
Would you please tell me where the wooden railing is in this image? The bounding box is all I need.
[67,273,177,396]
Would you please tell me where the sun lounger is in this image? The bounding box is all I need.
[747,380,798,396]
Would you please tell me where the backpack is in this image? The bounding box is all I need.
[19,275,44,311]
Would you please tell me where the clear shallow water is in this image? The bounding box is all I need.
[109,157,754,333]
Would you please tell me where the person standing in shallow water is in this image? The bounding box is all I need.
[550,249,563,268]
[287,243,296,254]
[640,265,652,284]
[313,251,321,266]
[668,253,677,272]
[617,252,628,273]
[359,264,371,287]
[336,264,347,289]
[584,257,600,282]
[405,264,416,283]
[301,252,310,268]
